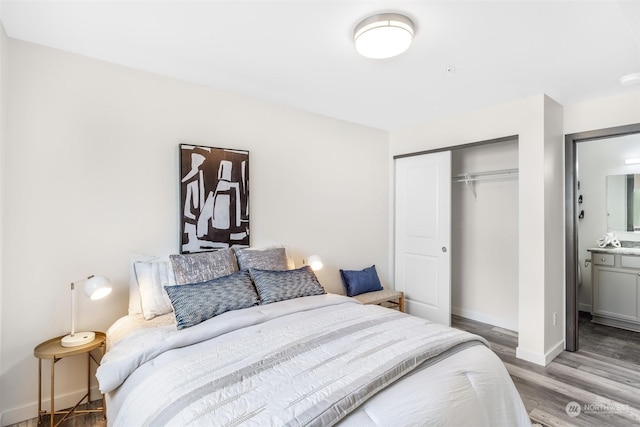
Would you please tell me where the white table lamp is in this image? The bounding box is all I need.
[61,275,112,347]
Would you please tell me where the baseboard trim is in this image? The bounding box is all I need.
[544,339,565,365]
[516,346,546,366]
[516,339,565,367]
[578,303,592,313]
[452,306,518,332]
[1,386,101,426]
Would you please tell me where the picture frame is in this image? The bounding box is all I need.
[179,144,250,253]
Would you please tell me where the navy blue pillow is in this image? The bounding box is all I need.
[340,265,383,297]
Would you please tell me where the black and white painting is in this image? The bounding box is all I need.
[179,144,249,253]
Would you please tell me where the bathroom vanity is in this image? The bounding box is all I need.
[588,246,640,332]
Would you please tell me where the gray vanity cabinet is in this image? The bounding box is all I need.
[590,250,640,332]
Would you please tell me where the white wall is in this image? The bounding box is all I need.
[0,39,390,425]
[542,96,565,358]
[576,134,640,311]
[0,21,7,427]
[451,139,519,331]
[564,92,640,135]
[391,94,566,366]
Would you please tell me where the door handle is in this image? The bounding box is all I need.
[442,247,447,253]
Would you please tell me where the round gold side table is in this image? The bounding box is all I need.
[34,332,106,426]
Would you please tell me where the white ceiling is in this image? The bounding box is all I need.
[1,1,639,130]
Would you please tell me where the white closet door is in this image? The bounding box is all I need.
[395,151,451,325]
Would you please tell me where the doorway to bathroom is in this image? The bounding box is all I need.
[565,123,640,352]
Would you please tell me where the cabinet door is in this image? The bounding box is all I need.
[593,267,638,321]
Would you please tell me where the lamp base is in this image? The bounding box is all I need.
[61,331,95,347]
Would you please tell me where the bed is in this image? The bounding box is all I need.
[96,247,531,426]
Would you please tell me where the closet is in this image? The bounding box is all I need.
[395,137,519,331]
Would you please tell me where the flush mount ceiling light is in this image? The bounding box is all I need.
[354,13,414,59]
[619,73,640,86]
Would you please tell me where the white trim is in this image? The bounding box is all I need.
[452,306,518,332]
[545,339,565,365]
[578,303,592,313]
[1,386,101,426]
[516,339,565,367]
[516,346,546,366]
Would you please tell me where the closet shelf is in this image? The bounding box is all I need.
[452,168,519,183]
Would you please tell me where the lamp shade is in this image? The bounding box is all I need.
[83,275,112,300]
[307,255,323,271]
[354,13,414,59]
[619,73,640,86]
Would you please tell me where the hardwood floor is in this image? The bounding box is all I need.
[9,313,639,427]
[7,400,105,427]
[452,314,640,427]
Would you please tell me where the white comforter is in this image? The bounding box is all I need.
[99,295,531,426]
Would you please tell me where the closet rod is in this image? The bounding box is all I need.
[452,168,519,183]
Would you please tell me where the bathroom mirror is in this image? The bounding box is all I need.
[607,173,640,232]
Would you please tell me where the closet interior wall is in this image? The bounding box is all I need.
[451,139,519,331]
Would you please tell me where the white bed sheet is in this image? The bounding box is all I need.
[102,295,530,426]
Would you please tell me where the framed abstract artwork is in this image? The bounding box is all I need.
[179,144,250,253]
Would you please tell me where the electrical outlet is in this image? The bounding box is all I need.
[553,312,558,326]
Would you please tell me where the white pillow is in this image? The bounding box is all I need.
[133,257,178,320]
[128,254,160,315]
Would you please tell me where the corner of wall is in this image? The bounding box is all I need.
[543,96,565,356]
[0,19,7,426]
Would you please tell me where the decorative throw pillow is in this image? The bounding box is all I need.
[249,265,325,305]
[128,254,149,316]
[234,246,291,271]
[165,270,259,330]
[134,259,178,320]
[170,249,239,285]
[340,265,384,297]
[129,253,168,316]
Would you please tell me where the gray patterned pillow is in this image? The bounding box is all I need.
[233,246,290,271]
[249,266,326,305]
[164,270,259,330]
[170,249,239,285]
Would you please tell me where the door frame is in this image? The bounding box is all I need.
[565,123,640,352]
[393,135,518,160]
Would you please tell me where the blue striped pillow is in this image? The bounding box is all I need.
[165,270,259,329]
[249,266,325,304]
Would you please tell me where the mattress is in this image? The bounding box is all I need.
[98,294,531,426]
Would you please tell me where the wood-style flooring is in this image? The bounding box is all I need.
[453,313,640,427]
[7,400,105,427]
[9,313,640,427]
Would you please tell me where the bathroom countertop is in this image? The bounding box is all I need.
[588,247,640,255]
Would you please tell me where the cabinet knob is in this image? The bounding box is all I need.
[601,258,606,262]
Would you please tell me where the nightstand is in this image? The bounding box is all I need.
[34,332,106,426]
[353,289,405,312]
